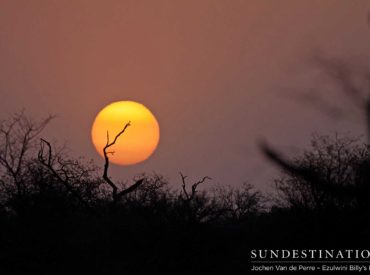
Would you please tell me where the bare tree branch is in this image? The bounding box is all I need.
[180,172,189,200]
[0,112,54,197]
[38,138,96,213]
[179,172,211,201]
[313,55,366,108]
[311,55,370,143]
[102,121,145,202]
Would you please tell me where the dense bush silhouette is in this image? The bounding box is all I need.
[1,108,370,274]
[273,134,370,211]
[0,112,269,274]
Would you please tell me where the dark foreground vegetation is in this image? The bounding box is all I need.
[0,113,369,275]
[1,59,370,274]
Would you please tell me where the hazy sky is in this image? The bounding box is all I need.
[1,1,370,190]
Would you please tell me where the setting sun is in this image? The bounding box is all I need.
[91,101,160,165]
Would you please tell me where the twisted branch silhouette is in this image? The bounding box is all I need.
[103,121,144,202]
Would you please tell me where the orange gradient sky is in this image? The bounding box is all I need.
[0,1,369,190]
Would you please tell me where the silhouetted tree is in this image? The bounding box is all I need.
[102,121,144,204]
[0,111,54,215]
[174,172,215,224]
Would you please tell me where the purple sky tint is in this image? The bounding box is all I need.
[1,1,370,191]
